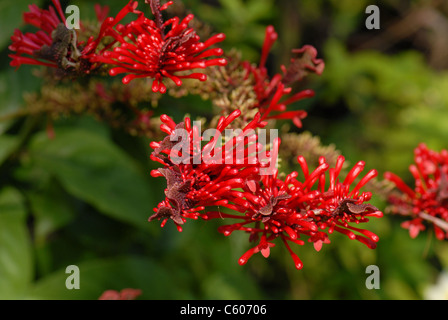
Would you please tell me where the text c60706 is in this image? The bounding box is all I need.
[224,304,267,315]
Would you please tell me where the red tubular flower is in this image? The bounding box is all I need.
[148,110,274,231]
[9,0,108,74]
[9,0,66,68]
[223,168,308,270]
[203,153,382,270]
[149,112,382,269]
[292,155,383,251]
[385,143,448,240]
[93,0,227,93]
[244,25,324,127]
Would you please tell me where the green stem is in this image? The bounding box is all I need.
[0,109,34,122]
[0,106,53,123]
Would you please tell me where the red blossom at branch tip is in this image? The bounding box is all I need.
[244,25,324,128]
[203,153,382,270]
[9,0,109,75]
[385,143,448,240]
[148,110,275,231]
[93,0,227,93]
[9,0,66,69]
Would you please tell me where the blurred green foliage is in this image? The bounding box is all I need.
[1,0,448,300]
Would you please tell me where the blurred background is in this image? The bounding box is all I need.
[1,0,448,300]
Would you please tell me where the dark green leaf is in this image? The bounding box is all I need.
[0,187,33,299]
[0,135,19,166]
[27,184,76,245]
[25,255,189,300]
[29,128,156,230]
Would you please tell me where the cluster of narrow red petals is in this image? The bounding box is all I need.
[203,154,382,269]
[385,143,448,240]
[93,0,227,93]
[9,0,107,74]
[149,112,383,268]
[9,0,67,68]
[243,25,325,127]
[148,110,275,231]
[292,156,382,250]
[9,0,226,86]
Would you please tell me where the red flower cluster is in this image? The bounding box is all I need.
[243,25,325,127]
[9,0,106,74]
[204,155,382,269]
[385,143,448,240]
[10,0,226,89]
[148,110,272,231]
[92,0,227,93]
[149,112,382,269]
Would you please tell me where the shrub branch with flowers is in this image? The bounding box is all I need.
[2,0,448,300]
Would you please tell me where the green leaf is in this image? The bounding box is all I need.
[27,184,76,245]
[202,272,262,299]
[0,68,42,134]
[25,256,189,300]
[29,128,156,230]
[246,0,275,22]
[0,187,33,299]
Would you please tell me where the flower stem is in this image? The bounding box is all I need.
[420,212,448,232]
[0,109,33,122]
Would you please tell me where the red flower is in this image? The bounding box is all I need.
[148,110,274,231]
[292,155,383,251]
[208,167,308,270]
[9,0,108,75]
[385,143,448,240]
[98,288,142,300]
[9,0,67,68]
[203,153,382,270]
[244,25,325,127]
[149,110,382,269]
[93,0,227,93]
